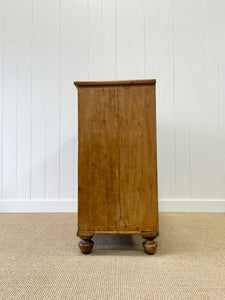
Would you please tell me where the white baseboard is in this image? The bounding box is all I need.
[0,199,224,213]
[0,200,77,213]
[159,199,225,212]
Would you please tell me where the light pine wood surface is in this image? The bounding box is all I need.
[75,80,158,254]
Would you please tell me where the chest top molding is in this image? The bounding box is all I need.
[74,79,156,87]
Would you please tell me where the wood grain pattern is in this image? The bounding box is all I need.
[76,80,158,254]
[78,86,121,231]
[118,84,158,232]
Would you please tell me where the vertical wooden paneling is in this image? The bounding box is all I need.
[2,0,18,198]
[218,0,225,199]
[188,0,205,199]
[16,0,32,199]
[157,0,176,199]
[117,0,130,78]
[88,0,102,80]
[202,0,220,199]
[45,0,60,199]
[144,1,163,199]
[60,0,75,199]
[73,0,88,202]
[145,0,159,79]
[1,0,225,206]
[74,0,88,81]
[130,0,145,78]
[102,0,116,80]
[0,0,5,198]
[173,0,191,198]
[31,0,46,199]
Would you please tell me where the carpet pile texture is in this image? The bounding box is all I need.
[0,213,224,299]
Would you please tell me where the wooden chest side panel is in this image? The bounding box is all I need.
[118,85,158,232]
[78,86,123,231]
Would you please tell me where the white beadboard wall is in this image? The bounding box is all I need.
[0,0,225,212]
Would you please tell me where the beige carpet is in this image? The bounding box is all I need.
[0,213,224,300]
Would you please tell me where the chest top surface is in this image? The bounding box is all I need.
[74,79,156,87]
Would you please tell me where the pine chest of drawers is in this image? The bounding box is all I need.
[74,80,159,254]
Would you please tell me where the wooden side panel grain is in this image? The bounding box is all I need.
[118,85,158,232]
[78,86,122,231]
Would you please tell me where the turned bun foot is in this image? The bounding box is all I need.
[79,237,94,254]
[142,237,157,255]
